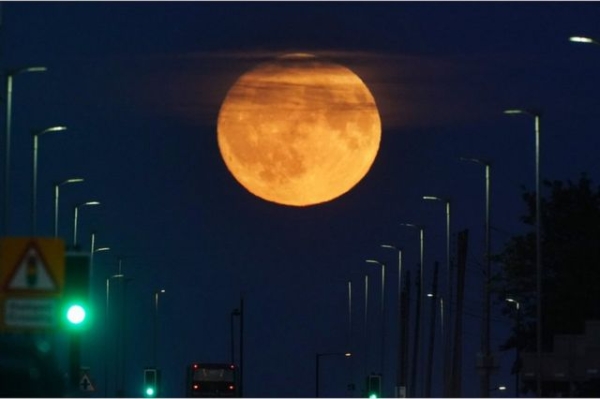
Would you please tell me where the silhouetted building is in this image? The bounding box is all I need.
[521,320,600,397]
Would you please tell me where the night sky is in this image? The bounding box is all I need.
[3,1,600,397]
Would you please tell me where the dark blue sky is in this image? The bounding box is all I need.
[3,1,600,397]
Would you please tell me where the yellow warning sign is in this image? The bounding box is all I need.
[0,237,65,331]
[0,238,65,294]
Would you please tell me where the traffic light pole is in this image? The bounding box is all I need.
[69,331,82,394]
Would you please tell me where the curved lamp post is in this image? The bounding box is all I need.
[460,156,493,396]
[90,231,110,280]
[422,195,453,395]
[4,66,47,234]
[506,298,522,397]
[504,108,542,397]
[73,201,101,249]
[54,178,84,237]
[400,222,424,397]
[381,244,405,398]
[105,273,126,397]
[153,289,166,368]
[32,125,67,234]
[366,259,386,380]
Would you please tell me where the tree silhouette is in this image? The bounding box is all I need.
[494,174,600,395]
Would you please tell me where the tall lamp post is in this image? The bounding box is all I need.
[153,289,166,368]
[32,125,67,234]
[90,231,110,281]
[315,352,352,397]
[504,108,542,397]
[73,201,101,249]
[54,178,84,237]
[422,195,452,396]
[460,156,493,397]
[3,66,47,235]
[366,259,386,383]
[400,223,424,397]
[106,273,125,397]
[506,298,522,398]
[381,244,405,398]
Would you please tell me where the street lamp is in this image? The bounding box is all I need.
[105,273,125,397]
[315,352,351,397]
[422,195,452,394]
[73,201,101,249]
[381,244,405,398]
[504,108,542,397]
[32,125,67,234]
[569,35,600,45]
[366,259,386,380]
[90,231,110,281]
[54,178,84,237]
[106,269,133,397]
[153,289,166,368]
[3,66,47,235]
[460,156,493,397]
[400,222,424,397]
[490,385,507,396]
[506,298,522,398]
[422,197,451,303]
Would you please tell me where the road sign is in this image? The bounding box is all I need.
[0,237,65,331]
[4,297,56,328]
[4,242,58,291]
[79,372,95,392]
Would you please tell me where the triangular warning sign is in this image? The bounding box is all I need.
[4,242,58,292]
[79,373,95,392]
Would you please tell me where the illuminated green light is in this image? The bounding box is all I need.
[66,304,86,324]
[145,387,155,397]
[369,394,378,399]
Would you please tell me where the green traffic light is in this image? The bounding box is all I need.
[66,304,86,324]
[369,394,378,399]
[145,387,155,397]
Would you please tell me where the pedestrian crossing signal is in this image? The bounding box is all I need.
[144,368,159,397]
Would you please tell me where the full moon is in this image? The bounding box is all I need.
[217,53,381,206]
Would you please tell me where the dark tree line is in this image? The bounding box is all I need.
[493,174,600,396]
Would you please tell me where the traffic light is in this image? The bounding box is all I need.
[144,368,160,397]
[62,253,91,328]
[367,374,382,398]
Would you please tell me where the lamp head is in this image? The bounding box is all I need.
[570,36,595,43]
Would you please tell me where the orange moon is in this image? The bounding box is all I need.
[217,53,381,206]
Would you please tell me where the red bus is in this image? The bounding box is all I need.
[186,363,237,397]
